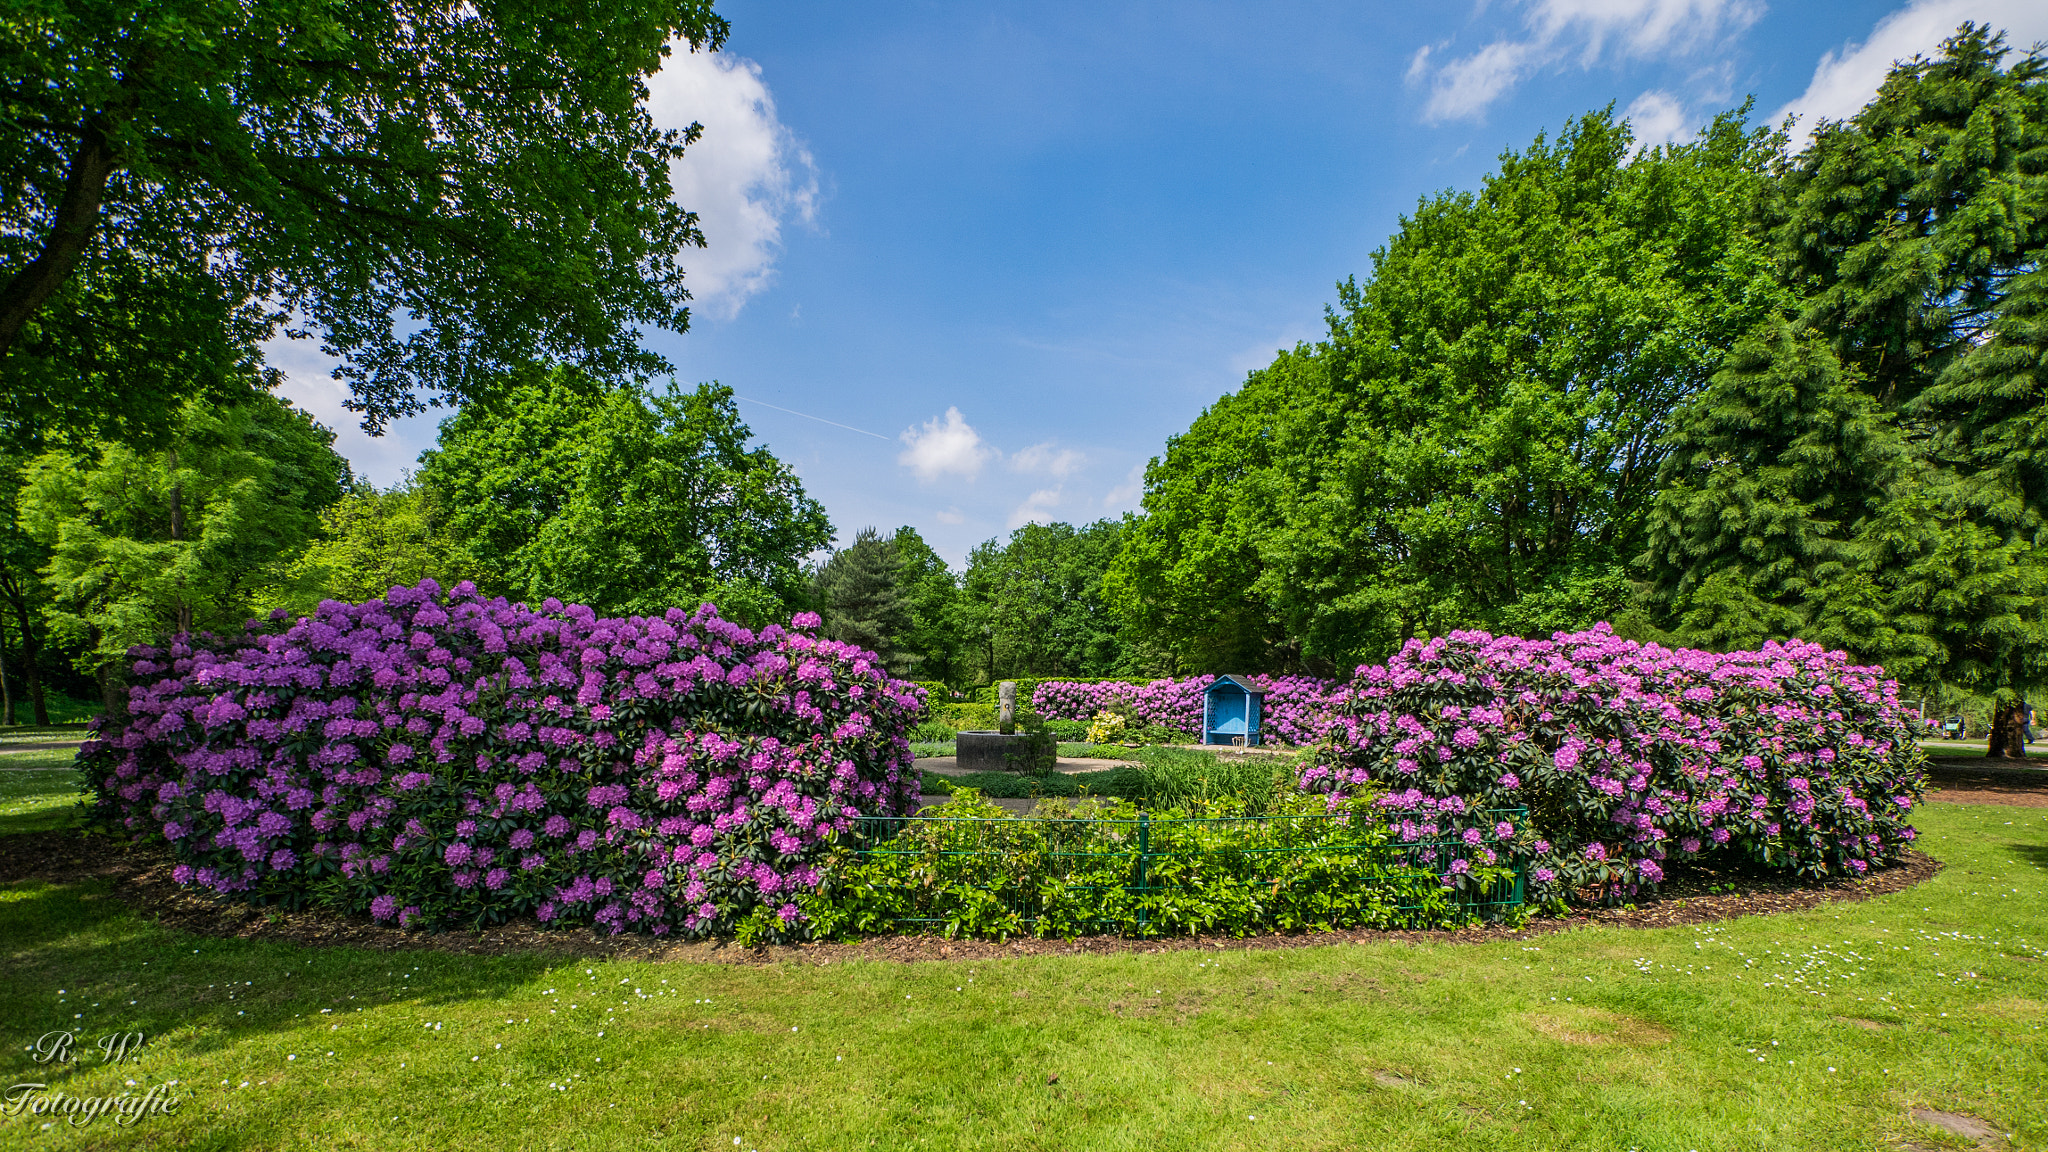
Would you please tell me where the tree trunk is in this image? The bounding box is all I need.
[0,612,15,726]
[97,661,126,733]
[2,574,49,725]
[1989,700,2029,760]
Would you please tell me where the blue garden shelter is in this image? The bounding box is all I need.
[1202,675,1267,746]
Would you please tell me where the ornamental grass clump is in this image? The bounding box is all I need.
[79,580,924,936]
[1296,624,1927,902]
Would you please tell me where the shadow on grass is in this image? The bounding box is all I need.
[0,766,87,835]
[2006,841,2048,871]
[0,873,571,1064]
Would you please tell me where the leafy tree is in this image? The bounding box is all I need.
[2,0,728,439]
[811,527,912,674]
[17,389,349,707]
[416,368,832,623]
[1111,107,1786,671]
[1646,25,2048,752]
[891,526,969,686]
[965,519,1129,681]
[0,454,56,722]
[274,475,484,610]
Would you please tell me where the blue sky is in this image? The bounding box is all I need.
[275,0,2048,568]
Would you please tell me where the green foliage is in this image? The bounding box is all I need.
[415,368,831,624]
[932,701,998,730]
[795,791,1489,941]
[963,519,1134,680]
[1110,107,1785,671]
[0,0,729,438]
[17,390,347,674]
[813,527,913,674]
[893,528,973,687]
[1126,747,1286,815]
[273,476,483,611]
[1648,25,2048,700]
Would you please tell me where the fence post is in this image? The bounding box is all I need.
[1135,812,1150,934]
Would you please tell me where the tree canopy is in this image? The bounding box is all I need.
[415,368,831,624]
[967,519,1133,679]
[1645,25,2048,705]
[812,527,914,674]
[1,0,728,443]
[278,475,480,610]
[18,388,349,691]
[1110,107,1785,672]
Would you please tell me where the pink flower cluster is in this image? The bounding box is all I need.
[78,581,925,935]
[1294,623,1927,899]
[1031,675,1342,745]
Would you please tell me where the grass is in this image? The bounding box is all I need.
[2,796,2044,1149]
[0,752,85,835]
[1917,739,2048,764]
[0,723,93,744]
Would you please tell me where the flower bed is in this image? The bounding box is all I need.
[1295,625,1927,902]
[79,581,924,936]
[1030,675,1342,745]
[790,791,1522,940]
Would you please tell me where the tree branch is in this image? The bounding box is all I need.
[0,117,118,359]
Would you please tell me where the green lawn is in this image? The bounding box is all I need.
[0,724,92,745]
[0,753,85,835]
[0,802,2042,1149]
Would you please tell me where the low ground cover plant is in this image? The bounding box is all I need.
[78,581,925,936]
[1299,625,1926,902]
[793,789,1518,940]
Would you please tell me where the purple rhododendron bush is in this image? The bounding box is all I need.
[1296,624,1927,902]
[78,580,924,937]
[1031,675,1341,745]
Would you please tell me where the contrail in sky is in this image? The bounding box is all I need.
[733,394,892,441]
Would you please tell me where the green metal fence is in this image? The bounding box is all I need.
[843,807,1527,934]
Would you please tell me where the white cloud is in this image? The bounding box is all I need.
[1406,43,1439,85]
[1624,89,1695,146]
[647,48,820,318]
[265,335,441,489]
[1102,463,1146,514]
[898,407,993,482]
[1009,487,1064,530]
[1424,41,1540,121]
[934,507,966,525]
[1413,0,1762,122]
[1009,442,1083,478]
[1773,1,2048,145]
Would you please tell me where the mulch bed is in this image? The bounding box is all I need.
[0,826,1943,966]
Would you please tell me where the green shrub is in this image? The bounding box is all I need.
[1131,724,1196,745]
[795,790,1508,940]
[908,719,957,742]
[934,702,997,730]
